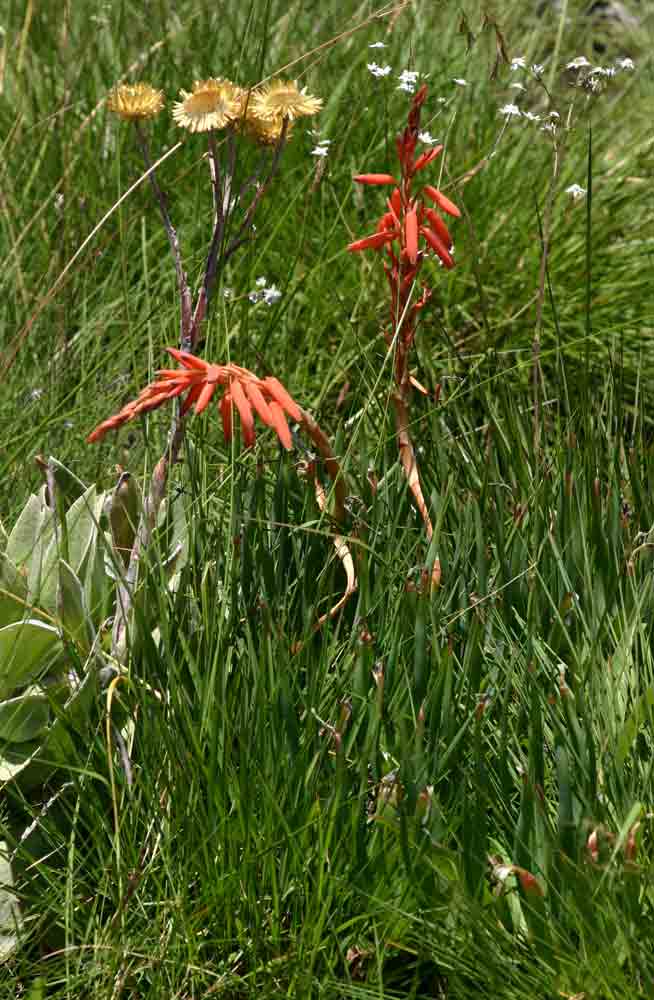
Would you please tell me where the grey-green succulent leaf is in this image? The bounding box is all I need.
[0,619,61,700]
[0,552,28,629]
[57,560,95,654]
[0,690,51,743]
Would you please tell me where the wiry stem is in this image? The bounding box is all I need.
[224,119,289,259]
[134,121,192,346]
[298,407,348,524]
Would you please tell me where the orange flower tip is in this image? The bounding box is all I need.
[425,207,452,247]
[353,173,398,186]
[413,146,443,173]
[347,230,398,253]
[262,377,302,423]
[423,185,461,218]
[420,226,455,268]
[377,212,396,233]
[516,869,543,896]
[165,347,208,370]
[405,209,418,266]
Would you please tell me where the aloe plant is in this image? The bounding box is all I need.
[0,456,189,957]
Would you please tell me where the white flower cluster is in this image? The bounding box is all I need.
[249,277,282,306]
[311,138,331,158]
[398,69,420,92]
[499,103,522,119]
[540,110,560,135]
[498,105,545,124]
[367,62,392,78]
[565,184,587,200]
[510,57,544,78]
[566,54,636,78]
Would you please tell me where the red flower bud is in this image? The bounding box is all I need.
[405,209,418,265]
[354,173,398,185]
[420,226,454,268]
[423,185,461,218]
[413,145,443,173]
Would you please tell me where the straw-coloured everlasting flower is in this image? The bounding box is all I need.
[250,79,322,122]
[106,83,165,121]
[244,114,294,146]
[87,349,302,450]
[172,78,244,133]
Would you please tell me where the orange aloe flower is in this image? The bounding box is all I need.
[87,348,301,450]
[347,88,460,271]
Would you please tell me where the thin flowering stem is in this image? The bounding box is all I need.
[533,122,565,453]
[133,122,193,345]
[224,118,289,260]
[207,131,225,245]
[189,123,290,348]
[348,84,462,586]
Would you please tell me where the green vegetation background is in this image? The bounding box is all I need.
[1,0,654,996]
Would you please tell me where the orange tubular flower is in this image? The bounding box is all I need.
[348,89,460,271]
[354,173,397,185]
[87,348,301,450]
[347,229,398,252]
[422,185,461,218]
[405,208,418,266]
[346,85,460,589]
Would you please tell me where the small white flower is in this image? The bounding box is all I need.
[615,57,634,71]
[397,69,419,92]
[522,111,541,122]
[311,145,329,157]
[248,291,260,304]
[223,287,233,299]
[255,276,267,287]
[63,419,74,430]
[452,78,467,87]
[548,111,560,119]
[510,82,526,92]
[262,285,282,306]
[590,65,615,78]
[510,57,526,71]
[368,62,392,78]
[437,97,447,104]
[368,63,391,78]
[531,63,544,77]
[499,103,522,118]
[418,131,440,144]
[369,41,386,49]
[30,388,44,402]
[567,56,591,70]
[565,183,587,200]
